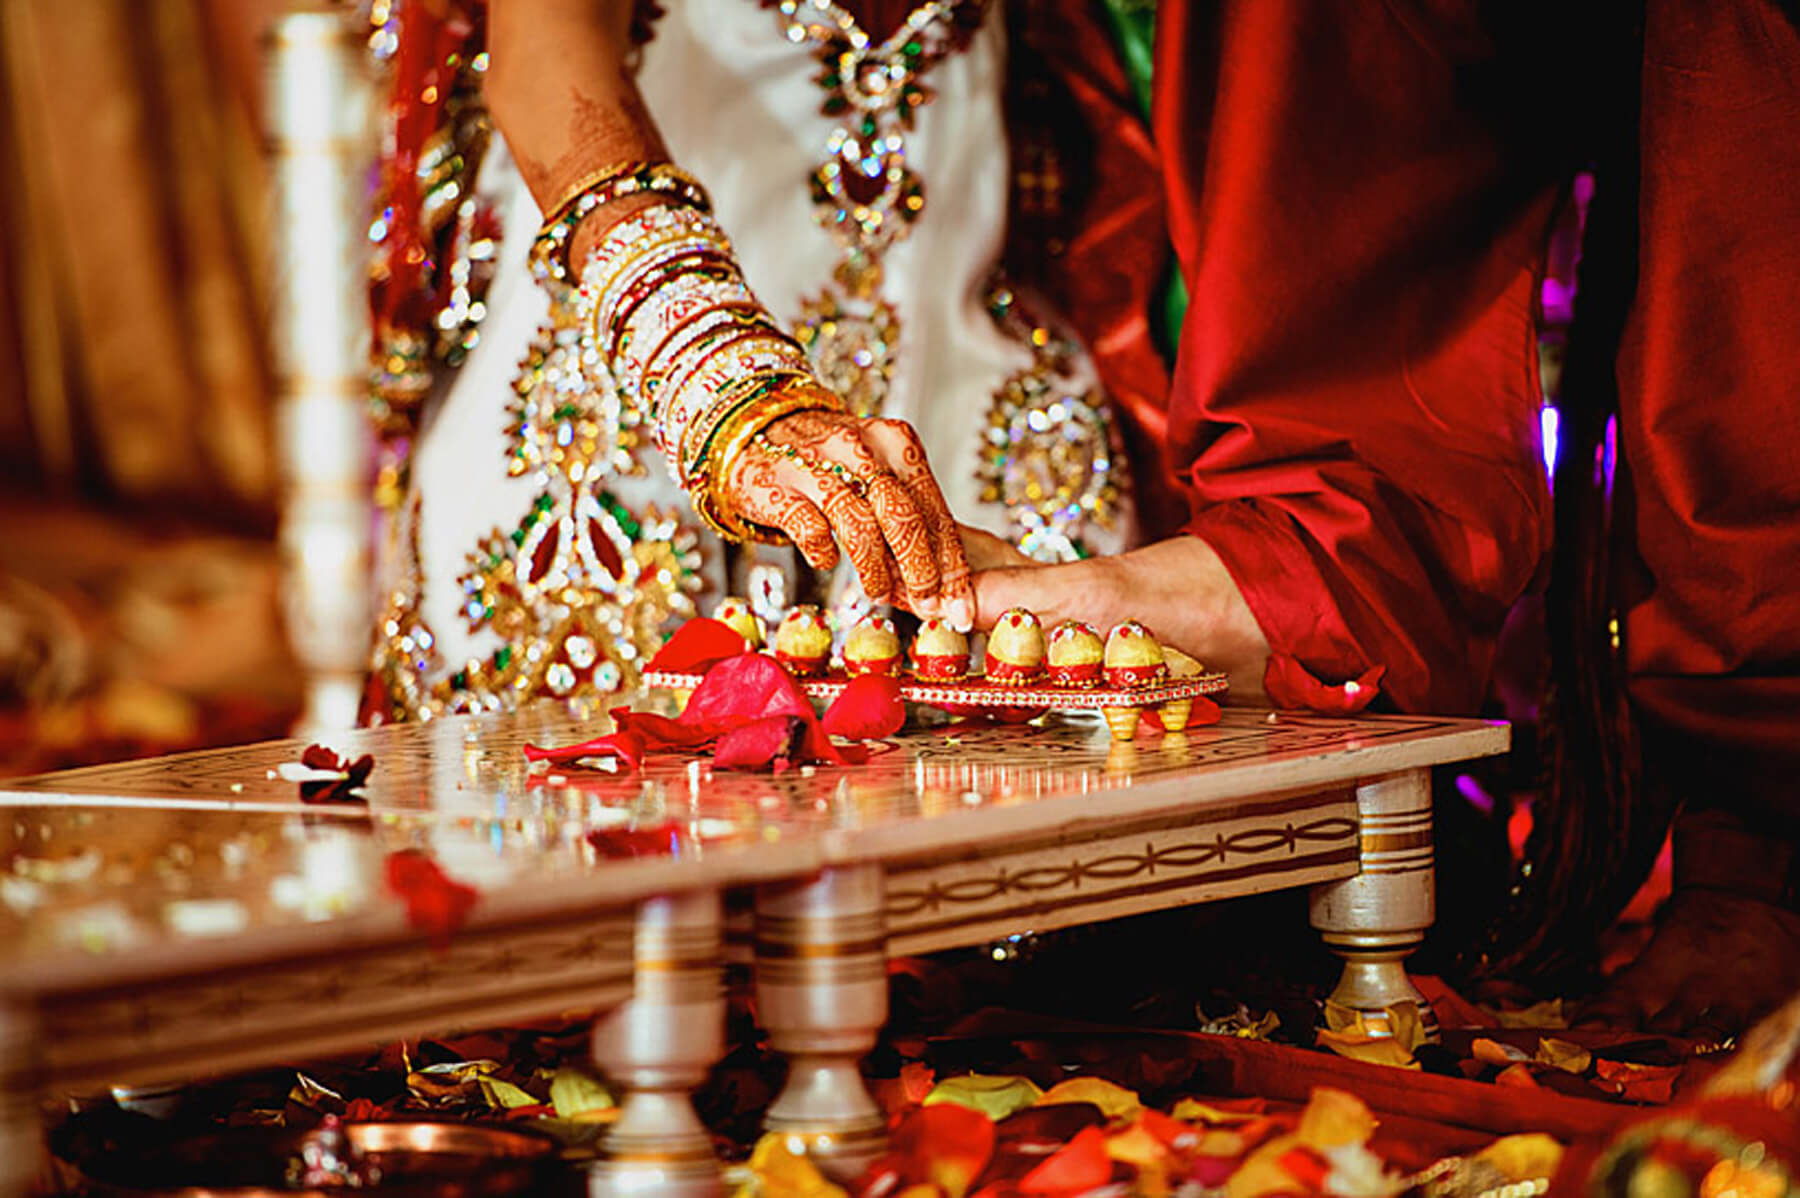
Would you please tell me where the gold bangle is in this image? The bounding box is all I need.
[540,158,649,229]
[529,163,713,289]
[687,380,846,545]
[689,377,844,485]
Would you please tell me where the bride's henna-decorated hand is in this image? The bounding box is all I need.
[719,408,974,627]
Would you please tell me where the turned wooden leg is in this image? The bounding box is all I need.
[755,865,888,1182]
[1309,770,1439,1040]
[591,890,725,1198]
[0,1000,42,1198]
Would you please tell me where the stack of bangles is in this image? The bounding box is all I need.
[526,160,847,544]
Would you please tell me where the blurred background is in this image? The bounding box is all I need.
[0,0,302,774]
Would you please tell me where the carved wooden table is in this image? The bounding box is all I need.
[0,702,1505,1195]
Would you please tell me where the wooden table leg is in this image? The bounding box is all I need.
[0,1000,41,1198]
[591,890,725,1198]
[755,864,888,1182]
[1309,769,1439,1040]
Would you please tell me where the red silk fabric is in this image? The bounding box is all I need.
[1152,0,1800,778]
[1619,0,1800,817]
[1152,0,1566,715]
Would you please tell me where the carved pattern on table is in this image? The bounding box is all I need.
[883,791,1361,954]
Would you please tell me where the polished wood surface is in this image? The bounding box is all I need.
[2,702,1502,993]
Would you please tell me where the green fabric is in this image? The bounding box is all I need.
[1096,0,1156,122]
[1093,0,1188,359]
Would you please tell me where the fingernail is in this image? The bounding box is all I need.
[946,598,974,633]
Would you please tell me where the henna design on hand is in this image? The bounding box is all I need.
[761,409,934,604]
[716,407,965,615]
[724,449,838,570]
[817,479,893,600]
[864,417,974,622]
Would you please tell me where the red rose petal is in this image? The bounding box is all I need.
[1136,695,1225,734]
[301,743,342,770]
[1018,1125,1110,1197]
[587,822,683,859]
[1263,654,1385,714]
[646,617,752,672]
[680,652,815,730]
[522,726,648,768]
[822,673,906,740]
[1185,1154,1240,1187]
[1278,1145,1332,1192]
[525,650,868,772]
[1189,696,1224,726]
[384,849,478,949]
[296,745,373,803]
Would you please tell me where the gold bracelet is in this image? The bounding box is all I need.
[540,158,648,230]
[698,389,844,510]
[687,381,846,544]
[684,373,840,484]
[529,163,713,289]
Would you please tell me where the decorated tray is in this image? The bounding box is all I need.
[653,603,1231,740]
[644,665,1228,741]
[645,666,1227,710]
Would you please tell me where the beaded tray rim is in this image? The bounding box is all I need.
[644,666,1229,708]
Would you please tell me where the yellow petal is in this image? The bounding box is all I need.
[923,1074,1044,1121]
[477,1076,538,1110]
[1324,1000,1424,1053]
[549,1065,616,1121]
[1533,1037,1592,1075]
[1297,1086,1378,1149]
[1475,1133,1565,1183]
[1106,1123,1168,1167]
[1226,1133,1302,1198]
[1170,1098,1261,1126]
[747,1134,849,1198]
[1315,1027,1420,1070]
[1036,1077,1144,1120]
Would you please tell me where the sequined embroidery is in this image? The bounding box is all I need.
[774,0,983,417]
[978,287,1124,562]
[368,294,704,721]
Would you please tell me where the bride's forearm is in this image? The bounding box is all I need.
[485,0,666,259]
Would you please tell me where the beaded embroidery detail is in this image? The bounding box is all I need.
[774,0,983,417]
[978,287,1123,561]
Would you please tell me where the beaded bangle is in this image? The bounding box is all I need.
[616,281,761,375]
[539,158,647,229]
[579,205,724,284]
[643,307,780,391]
[623,294,765,373]
[591,233,735,341]
[608,256,739,355]
[529,163,713,291]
